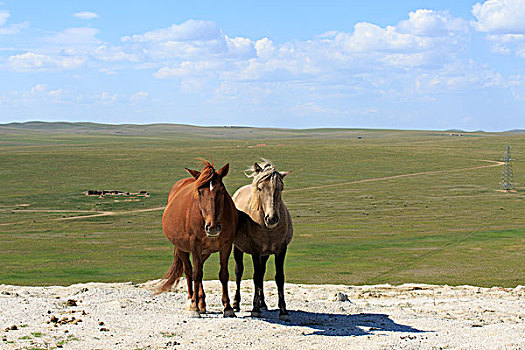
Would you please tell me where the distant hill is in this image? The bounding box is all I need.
[0,121,372,139]
[505,129,525,133]
[0,121,510,140]
[444,129,466,133]
[0,121,408,140]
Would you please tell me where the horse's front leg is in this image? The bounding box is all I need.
[250,253,264,317]
[275,246,290,321]
[196,252,211,314]
[258,255,269,311]
[233,246,244,312]
[189,248,203,318]
[219,246,236,317]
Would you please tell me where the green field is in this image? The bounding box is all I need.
[1,122,524,287]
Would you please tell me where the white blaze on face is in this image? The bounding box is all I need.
[210,180,213,191]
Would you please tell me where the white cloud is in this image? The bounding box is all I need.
[98,92,118,103]
[47,27,101,48]
[509,74,525,99]
[0,9,509,110]
[73,11,99,20]
[6,10,468,89]
[8,52,85,71]
[0,9,28,35]
[135,10,481,105]
[30,84,48,95]
[335,23,426,53]
[220,9,468,86]
[225,36,256,58]
[0,9,9,26]
[92,45,138,62]
[155,60,223,79]
[38,27,137,64]
[473,0,525,57]
[254,38,275,58]
[122,20,220,42]
[48,88,64,98]
[99,68,117,75]
[398,9,468,36]
[290,102,329,115]
[413,60,505,94]
[472,0,525,33]
[487,33,525,56]
[129,91,149,104]
[0,22,27,35]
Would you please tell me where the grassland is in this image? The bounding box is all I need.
[0,122,524,287]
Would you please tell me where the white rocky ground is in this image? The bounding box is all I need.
[0,280,523,349]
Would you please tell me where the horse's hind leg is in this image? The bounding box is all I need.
[179,251,193,310]
[233,246,243,312]
[275,246,290,321]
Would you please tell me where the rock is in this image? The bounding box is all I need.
[66,299,78,306]
[334,292,350,302]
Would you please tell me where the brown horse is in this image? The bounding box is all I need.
[232,160,293,321]
[159,160,237,318]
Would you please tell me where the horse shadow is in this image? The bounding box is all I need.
[250,309,425,337]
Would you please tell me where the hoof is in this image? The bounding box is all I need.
[250,310,262,318]
[223,309,236,318]
[188,310,200,318]
[260,305,268,312]
[198,307,206,314]
[279,313,290,322]
[233,301,240,312]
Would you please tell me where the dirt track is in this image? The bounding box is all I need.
[287,159,504,193]
[1,280,523,349]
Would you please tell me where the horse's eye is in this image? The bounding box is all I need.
[257,187,262,191]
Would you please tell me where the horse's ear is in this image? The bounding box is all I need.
[254,162,262,173]
[185,168,201,179]
[279,171,291,179]
[217,163,229,179]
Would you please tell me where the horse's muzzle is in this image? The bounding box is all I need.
[264,214,279,228]
[205,223,222,237]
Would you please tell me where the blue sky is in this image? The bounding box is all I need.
[1,0,524,131]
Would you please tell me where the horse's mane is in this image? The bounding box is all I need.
[194,160,217,194]
[245,159,282,210]
[244,159,276,184]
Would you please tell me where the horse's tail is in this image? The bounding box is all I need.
[156,248,184,294]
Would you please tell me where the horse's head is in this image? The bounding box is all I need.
[248,161,290,229]
[186,162,230,238]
